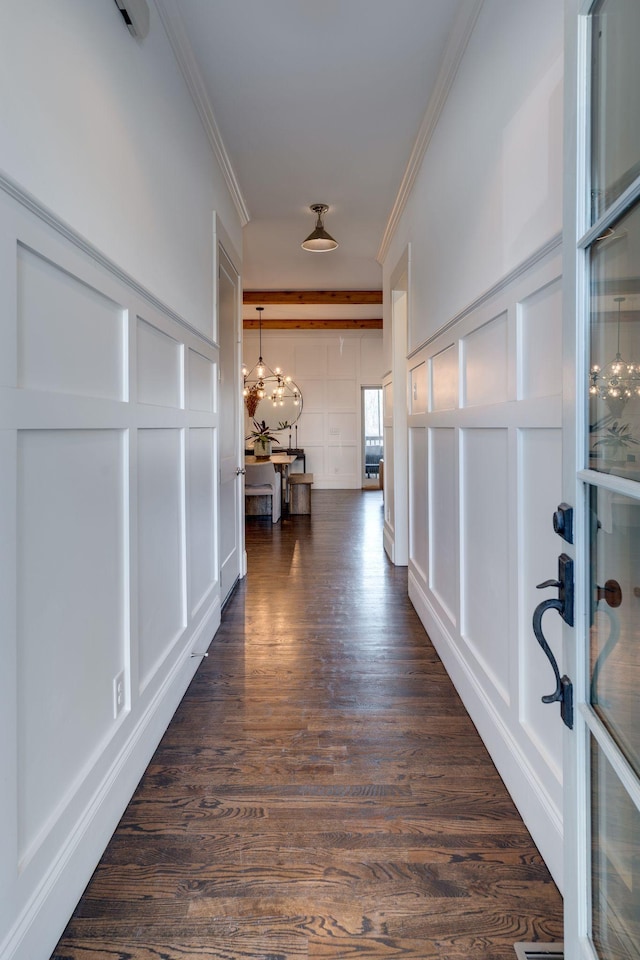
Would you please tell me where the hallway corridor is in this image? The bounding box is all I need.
[52,491,563,959]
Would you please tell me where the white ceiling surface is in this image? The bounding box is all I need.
[160,0,471,296]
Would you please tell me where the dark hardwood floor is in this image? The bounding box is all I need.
[52,490,563,960]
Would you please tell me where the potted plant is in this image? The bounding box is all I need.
[247,419,277,459]
[593,420,640,464]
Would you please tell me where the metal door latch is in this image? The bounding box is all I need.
[532,553,574,729]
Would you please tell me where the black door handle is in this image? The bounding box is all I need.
[532,553,575,729]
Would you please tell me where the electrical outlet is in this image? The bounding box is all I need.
[113,671,125,719]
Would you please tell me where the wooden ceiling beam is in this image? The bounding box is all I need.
[243,290,382,305]
[243,318,382,330]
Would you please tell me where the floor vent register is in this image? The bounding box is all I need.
[514,944,564,960]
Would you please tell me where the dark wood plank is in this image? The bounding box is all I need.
[243,319,382,329]
[243,290,382,305]
[51,491,563,960]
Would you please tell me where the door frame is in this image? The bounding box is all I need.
[213,213,245,593]
[563,2,640,956]
[384,245,410,565]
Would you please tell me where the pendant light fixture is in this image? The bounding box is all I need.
[242,308,301,421]
[590,296,640,412]
[301,203,338,252]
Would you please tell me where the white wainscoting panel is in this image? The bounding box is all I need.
[16,428,126,865]
[428,427,457,626]
[408,427,427,581]
[410,361,427,415]
[295,342,328,377]
[461,427,510,701]
[326,444,357,480]
[137,428,186,691]
[2,186,224,960]
[430,344,458,412]
[327,412,357,443]
[188,349,215,413]
[518,278,563,400]
[328,338,358,377]
[299,412,324,444]
[17,245,126,401]
[188,428,216,617]
[304,446,324,477]
[383,380,393,414]
[137,317,183,408]
[326,379,356,411]
[297,379,325,411]
[404,244,564,887]
[462,312,509,408]
[519,426,563,781]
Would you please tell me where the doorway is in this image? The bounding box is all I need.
[361,386,383,488]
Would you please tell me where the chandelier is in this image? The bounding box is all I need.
[242,307,300,419]
[590,296,640,410]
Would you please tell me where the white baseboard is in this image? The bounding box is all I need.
[408,570,564,892]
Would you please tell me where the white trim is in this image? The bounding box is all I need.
[376,0,485,264]
[0,171,217,349]
[153,0,250,227]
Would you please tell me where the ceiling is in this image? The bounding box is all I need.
[156,0,480,320]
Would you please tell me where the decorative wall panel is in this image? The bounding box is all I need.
[327,338,358,377]
[137,428,185,689]
[17,245,125,401]
[462,312,508,408]
[409,427,427,580]
[326,444,357,479]
[461,427,510,701]
[430,344,458,412]
[295,342,327,377]
[17,428,126,863]
[327,412,357,443]
[188,428,216,616]
[188,349,215,413]
[326,379,356,410]
[410,361,427,414]
[429,427,457,624]
[519,278,563,400]
[137,317,183,408]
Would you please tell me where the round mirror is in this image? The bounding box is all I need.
[245,376,303,436]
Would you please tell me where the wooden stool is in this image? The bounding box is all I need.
[288,473,313,515]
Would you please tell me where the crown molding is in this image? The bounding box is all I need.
[153,0,250,226]
[376,0,485,265]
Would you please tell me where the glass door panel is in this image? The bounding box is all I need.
[589,486,640,776]
[591,739,640,960]
[581,3,640,958]
[591,0,640,222]
[588,202,640,481]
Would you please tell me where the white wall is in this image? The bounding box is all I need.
[242,329,383,487]
[381,0,566,888]
[0,0,241,334]
[0,4,241,958]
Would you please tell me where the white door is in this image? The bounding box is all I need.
[563,1,640,956]
[217,243,243,602]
